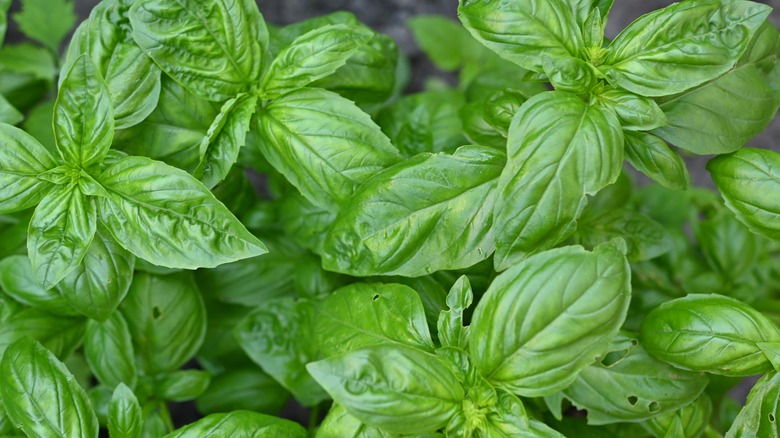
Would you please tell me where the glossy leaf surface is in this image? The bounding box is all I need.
[261,24,372,99]
[28,185,97,289]
[84,311,137,389]
[164,411,307,438]
[108,383,142,438]
[130,0,268,101]
[308,345,464,434]
[97,156,267,269]
[323,145,502,276]
[471,242,631,397]
[494,91,623,270]
[54,55,114,168]
[600,0,770,96]
[314,283,435,356]
[56,225,136,322]
[0,124,56,214]
[255,88,399,210]
[709,148,780,242]
[0,337,98,438]
[653,65,778,155]
[458,0,582,73]
[120,272,206,374]
[641,294,780,376]
[564,335,709,425]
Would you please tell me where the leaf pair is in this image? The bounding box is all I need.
[0,55,267,289]
[307,242,631,435]
[130,0,390,196]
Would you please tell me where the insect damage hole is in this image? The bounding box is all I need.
[648,401,660,413]
[152,306,162,319]
[770,413,776,423]
[372,294,380,301]
[627,395,638,406]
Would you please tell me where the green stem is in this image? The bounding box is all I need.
[159,402,175,433]
[308,403,322,435]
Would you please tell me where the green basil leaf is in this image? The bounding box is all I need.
[483,88,530,138]
[56,225,136,322]
[97,156,267,269]
[235,298,329,407]
[494,91,623,270]
[129,0,268,101]
[574,208,672,262]
[271,11,358,50]
[642,394,712,438]
[28,185,97,289]
[0,93,22,125]
[255,87,400,210]
[570,0,614,29]
[641,294,780,376]
[108,383,142,438]
[54,55,113,168]
[0,255,77,315]
[141,410,168,438]
[708,148,780,241]
[726,371,780,437]
[376,90,466,157]
[580,7,605,49]
[194,93,257,189]
[278,192,336,255]
[120,272,206,374]
[438,276,473,350]
[12,0,76,53]
[113,76,220,172]
[315,283,435,356]
[163,411,307,438]
[563,334,709,425]
[155,370,211,402]
[62,0,161,130]
[759,342,780,373]
[624,131,690,191]
[84,311,137,389]
[596,88,667,131]
[194,236,301,307]
[390,275,449,335]
[471,242,631,397]
[0,308,85,359]
[0,42,57,82]
[0,123,57,214]
[324,145,502,276]
[738,20,780,74]
[0,338,98,438]
[459,101,506,149]
[541,54,598,94]
[317,403,393,438]
[408,15,482,72]
[307,345,464,435]
[195,368,288,415]
[652,65,778,155]
[261,24,373,99]
[457,0,582,73]
[600,0,771,96]
[695,209,766,282]
[311,33,400,112]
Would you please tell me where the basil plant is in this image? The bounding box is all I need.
[0,0,779,436]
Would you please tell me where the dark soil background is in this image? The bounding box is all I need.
[4,0,780,430]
